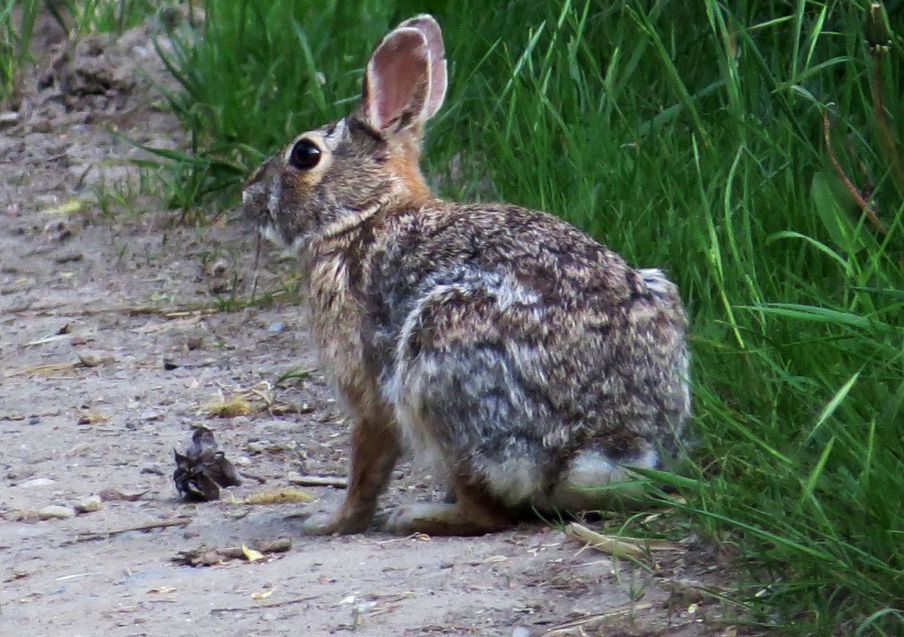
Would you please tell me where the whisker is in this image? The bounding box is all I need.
[251,230,262,302]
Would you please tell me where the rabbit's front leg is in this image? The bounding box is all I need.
[302,415,401,535]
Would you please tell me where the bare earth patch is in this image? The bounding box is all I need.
[1,17,733,637]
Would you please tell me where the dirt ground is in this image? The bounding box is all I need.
[1,15,732,637]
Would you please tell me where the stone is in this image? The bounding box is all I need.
[19,478,55,488]
[75,495,102,514]
[38,505,76,520]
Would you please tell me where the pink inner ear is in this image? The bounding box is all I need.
[397,15,447,119]
[364,28,430,131]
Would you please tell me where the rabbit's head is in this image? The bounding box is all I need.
[243,15,447,251]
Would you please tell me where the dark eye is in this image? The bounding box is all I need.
[289,139,321,170]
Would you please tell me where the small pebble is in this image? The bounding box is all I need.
[78,351,106,367]
[74,495,102,514]
[19,478,55,488]
[38,505,76,520]
[0,111,19,128]
[267,321,286,333]
[54,251,83,264]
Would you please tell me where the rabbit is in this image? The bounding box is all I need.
[242,14,690,536]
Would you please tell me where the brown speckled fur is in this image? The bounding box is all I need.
[242,15,690,535]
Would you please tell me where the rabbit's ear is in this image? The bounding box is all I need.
[396,14,447,120]
[362,23,439,133]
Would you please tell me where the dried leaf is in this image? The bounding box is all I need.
[206,396,254,417]
[77,409,111,425]
[77,351,113,367]
[5,361,80,377]
[240,488,314,505]
[41,198,83,215]
[172,539,291,567]
[564,523,683,558]
[24,332,77,347]
[242,544,265,562]
[251,589,275,600]
[171,546,225,567]
[98,488,148,502]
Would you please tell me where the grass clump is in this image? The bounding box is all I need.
[150,0,901,633]
[0,0,177,104]
[150,1,400,211]
[0,0,39,102]
[60,0,171,33]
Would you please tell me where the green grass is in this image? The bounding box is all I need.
[4,0,902,633]
[155,0,903,633]
[0,0,175,104]
[0,0,38,102]
[61,0,172,33]
[43,0,178,34]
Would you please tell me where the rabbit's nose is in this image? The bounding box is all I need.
[240,177,275,230]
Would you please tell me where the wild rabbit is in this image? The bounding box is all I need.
[243,15,690,535]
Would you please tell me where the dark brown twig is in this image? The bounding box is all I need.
[71,517,192,543]
[211,595,319,614]
[822,109,888,235]
[251,232,262,302]
[867,1,904,198]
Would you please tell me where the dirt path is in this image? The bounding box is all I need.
[1,18,723,637]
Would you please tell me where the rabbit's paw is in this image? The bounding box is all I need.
[299,511,340,536]
[299,509,371,536]
[380,502,510,536]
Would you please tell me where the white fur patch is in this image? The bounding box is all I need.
[543,447,658,510]
[565,447,658,490]
[638,268,675,296]
[485,457,543,506]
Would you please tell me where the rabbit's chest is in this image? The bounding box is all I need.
[307,254,385,413]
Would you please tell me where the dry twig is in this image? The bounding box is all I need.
[823,109,888,235]
[286,475,348,488]
[211,595,318,614]
[71,517,192,543]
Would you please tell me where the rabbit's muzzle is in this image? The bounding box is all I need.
[242,157,283,245]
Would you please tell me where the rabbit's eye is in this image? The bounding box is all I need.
[289,139,321,170]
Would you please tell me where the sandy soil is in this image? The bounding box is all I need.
[0,14,731,637]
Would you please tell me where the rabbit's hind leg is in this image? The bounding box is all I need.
[380,482,511,536]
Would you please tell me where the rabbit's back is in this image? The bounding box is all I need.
[311,201,689,508]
